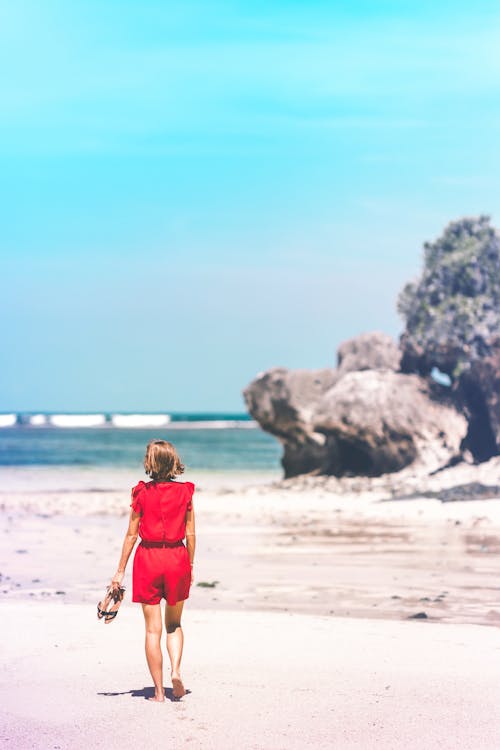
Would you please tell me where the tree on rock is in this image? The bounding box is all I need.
[398,215,500,379]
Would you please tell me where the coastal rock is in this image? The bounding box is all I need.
[242,367,338,477]
[245,217,498,478]
[313,371,467,476]
[457,339,500,460]
[397,216,500,462]
[244,332,462,478]
[243,367,338,437]
[337,331,401,374]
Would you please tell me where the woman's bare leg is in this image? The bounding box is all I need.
[142,603,165,702]
[165,600,186,698]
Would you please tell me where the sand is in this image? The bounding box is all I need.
[1,604,500,749]
[1,463,500,748]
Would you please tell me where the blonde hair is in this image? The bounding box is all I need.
[144,440,185,481]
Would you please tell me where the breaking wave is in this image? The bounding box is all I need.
[49,414,107,428]
[110,414,171,428]
[28,414,48,426]
[1,413,257,429]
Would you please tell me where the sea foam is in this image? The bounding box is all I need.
[167,420,257,429]
[49,414,107,428]
[28,414,48,426]
[110,414,171,428]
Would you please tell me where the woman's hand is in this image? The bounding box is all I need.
[111,570,124,589]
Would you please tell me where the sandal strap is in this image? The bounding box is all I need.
[97,605,119,618]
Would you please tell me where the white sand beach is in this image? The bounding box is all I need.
[1,604,500,750]
[1,462,500,749]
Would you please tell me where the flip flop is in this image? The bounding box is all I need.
[97,585,114,620]
[97,584,125,624]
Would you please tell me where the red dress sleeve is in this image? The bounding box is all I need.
[186,481,195,511]
[130,481,146,515]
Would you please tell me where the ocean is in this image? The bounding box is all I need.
[0,412,282,474]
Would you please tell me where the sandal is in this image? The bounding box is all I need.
[97,584,125,624]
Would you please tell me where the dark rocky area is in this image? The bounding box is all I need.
[456,339,500,460]
[243,216,499,479]
[389,482,500,503]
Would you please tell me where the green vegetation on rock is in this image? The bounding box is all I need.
[398,216,500,379]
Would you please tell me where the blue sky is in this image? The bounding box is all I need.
[1,0,499,411]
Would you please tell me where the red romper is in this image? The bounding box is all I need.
[131,479,194,606]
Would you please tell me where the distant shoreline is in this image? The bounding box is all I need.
[0,411,256,429]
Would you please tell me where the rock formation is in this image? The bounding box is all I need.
[398,216,500,460]
[336,331,401,374]
[244,216,499,478]
[456,338,500,460]
[244,332,466,478]
[242,367,338,477]
[398,215,499,378]
[313,371,466,477]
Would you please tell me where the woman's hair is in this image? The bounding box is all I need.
[144,440,185,481]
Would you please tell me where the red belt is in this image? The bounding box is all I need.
[140,539,184,548]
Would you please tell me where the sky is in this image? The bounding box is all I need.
[1,0,499,412]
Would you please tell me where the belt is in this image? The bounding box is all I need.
[140,539,184,548]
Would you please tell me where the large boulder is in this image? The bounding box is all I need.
[313,371,467,476]
[242,367,338,476]
[337,331,401,374]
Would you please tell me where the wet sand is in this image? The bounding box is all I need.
[1,464,500,625]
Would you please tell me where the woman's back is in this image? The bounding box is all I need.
[131,480,195,543]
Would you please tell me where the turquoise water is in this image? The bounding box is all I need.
[0,418,282,472]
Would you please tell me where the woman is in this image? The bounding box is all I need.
[110,439,196,702]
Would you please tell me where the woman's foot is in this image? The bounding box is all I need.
[148,688,165,702]
[171,672,186,699]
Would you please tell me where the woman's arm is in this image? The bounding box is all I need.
[185,504,196,582]
[111,510,140,586]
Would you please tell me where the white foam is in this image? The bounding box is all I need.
[110,414,171,428]
[0,414,17,427]
[167,420,257,429]
[29,414,48,426]
[49,414,107,428]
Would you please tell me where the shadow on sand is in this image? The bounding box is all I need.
[98,686,191,702]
